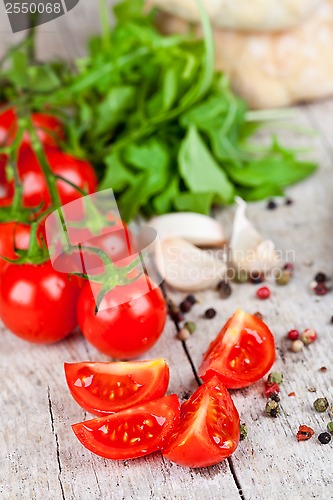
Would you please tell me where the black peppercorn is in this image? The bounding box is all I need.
[204,308,216,319]
[217,280,232,299]
[318,432,331,444]
[315,272,327,283]
[267,199,277,210]
[180,300,192,313]
[186,295,196,305]
[270,393,280,403]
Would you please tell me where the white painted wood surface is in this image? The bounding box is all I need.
[0,1,333,499]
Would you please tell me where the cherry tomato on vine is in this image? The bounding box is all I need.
[162,377,240,468]
[65,358,170,416]
[72,394,180,460]
[0,260,80,343]
[0,222,31,275]
[198,309,276,389]
[77,275,167,359]
[0,154,13,207]
[17,147,98,208]
[0,107,64,148]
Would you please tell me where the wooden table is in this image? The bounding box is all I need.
[1,2,333,499]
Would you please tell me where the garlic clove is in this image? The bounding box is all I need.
[148,212,226,247]
[230,197,281,272]
[157,237,226,291]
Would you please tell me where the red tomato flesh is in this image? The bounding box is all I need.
[72,394,180,460]
[198,309,276,389]
[162,377,240,468]
[65,358,170,416]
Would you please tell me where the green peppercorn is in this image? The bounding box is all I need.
[234,269,248,283]
[268,372,284,385]
[184,321,196,334]
[265,400,280,418]
[327,421,333,434]
[240,423,248,441]
[313,397,329,413]
[275,269,291,286]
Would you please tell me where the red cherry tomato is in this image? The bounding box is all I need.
[64,358,170,416]
[162,377,240,468]
[17,147,98,208]
[0,107,64,148]
[0,260,80,343]
[0,222,31,275]
[198,309,276,389]
[72,394,180,460]
[0,154,13,207]
[77,275,167,359]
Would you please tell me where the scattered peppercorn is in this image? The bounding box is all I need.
[291,340,304,353]
[204,308,216,319]
[315,272,327,283]
[217,280,232,299]
[168,302,185,323]
[283,262,295,273]
[285,198,293,206]
[180,299,193,313]
[256,286,271,300]
[265,400,280,418]
[177,328,191,341]
[313,397,329,413]
[254,311,263,320]
[318,432,331,444]
[301,329,317,345]
[287,329,300,341]
[264,382,280,399]
[249,272,265,285]
[313,283,328,296]
[297,425,314,442]
[275,269,292,286]
[234,269,248,283]
[327,422,333,434]
[268,372,284,385]
[308,387,317,393]
[186,294,196,305]
[267,199,277,210]
[240,423,248,441]
[270,393,281,403]
[319,366,327,373]
[184,321,196,334]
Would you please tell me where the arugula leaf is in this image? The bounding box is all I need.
[153,177,179,214]
[174,192,215,214]
[123,138,169,171]
[99,152,133,191]
[179,126,234,203]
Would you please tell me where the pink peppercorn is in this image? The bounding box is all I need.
[287,329,300,341]
[301,329,317,345]
[256,286,271,300]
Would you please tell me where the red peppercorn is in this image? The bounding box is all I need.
[297,425,314,442]
[256,286,271,300]
[264,382,280,398]
[301,328,317,345]
[287,329,300,341]
[314,283,328,296]
[283,263,294,273]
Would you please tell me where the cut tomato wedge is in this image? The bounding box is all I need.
[72,394,180,460]
[65,359,170,416]
[198,309,276,389]
[162,377,240,468]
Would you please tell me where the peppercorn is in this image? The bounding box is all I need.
[240,423,248,441]
[290,339,304,353]
[170,311,184,323]
[256,286,271,300]
[313,397,329,413]
[234,269,248,283]
[186,295,196,305]
[177,328,191,341]
[283,263,295,273]
[275,269,291,286]
[319,366,327,373]
[287,329,300,341]
[270,393,281,403]
[301,329,317,345]
[264,382,280,398]
[297,425,314,442]
[285,198,293,206]
[268,372,284,385]
[184,321,196,334]
[313,283,328,296]
[318,432,331,444]
[180,299,192,313]
[327,422,333,434]
[254,311,263,320]
[315,272,327,283]
[204,308,216,319]
[217,280,232,299]
[267,199,277,210]
[249,272,265,285]
[265,400,280,418]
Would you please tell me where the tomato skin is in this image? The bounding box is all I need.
[0,107,64,148]
[0,260,80,343]
[64,358,170,416]
[72,394,180,460]
[17,147,98,208]
[198,309,276,389]
[0,222,31,275]
[77,275,167,359]
[162,377,240,468]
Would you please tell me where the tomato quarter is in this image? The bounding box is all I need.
[72,394,180,460]
[198,309,276,389]
[65,358,170,416]
[162,377,240,468]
